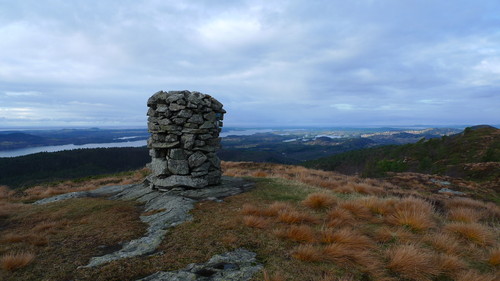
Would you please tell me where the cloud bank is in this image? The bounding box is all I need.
[1,0,499,128]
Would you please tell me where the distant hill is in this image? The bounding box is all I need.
[0,132,47,150]
[304,125,500,181]
[0,147,150,188]
[219,137,376,164]
[0,128,149,151]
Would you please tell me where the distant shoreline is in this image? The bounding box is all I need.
[0,140,147,158]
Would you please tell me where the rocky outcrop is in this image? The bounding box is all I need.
[146,90,225,190]
[33,184,132,205]
[137,248,262,281]
[35,177,255,268]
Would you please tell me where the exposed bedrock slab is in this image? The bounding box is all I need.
[34,177,254,268]
[33,184,137,205]
[137,248,262,281]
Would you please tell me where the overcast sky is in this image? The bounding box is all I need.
[1,0,499,128]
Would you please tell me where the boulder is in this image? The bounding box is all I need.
[188,151,208,168]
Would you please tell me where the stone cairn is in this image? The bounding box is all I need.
[146,90,225,190]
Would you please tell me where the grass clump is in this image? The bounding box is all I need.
[488,248,500,266]
[444,222,495,246]
[386,244,441,281]
[291,244,323,262]
[386,197,435,231]
[448,207,484,223]
[302,192,337,209]
[1,252,35,271]
[320,228,374,250]
[455,270,498,281]
[277,209,317,224]
[423,233,462,255]
[274,225,316,243]
[243,215,270,229]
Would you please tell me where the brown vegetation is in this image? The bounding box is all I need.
[291,244,322,262]
[448,207,484,223]
[1,252,35,271]
[386,197,435,231]
[274,225,316,243]
[302,192,337,209]
[386,244,440,281]
[488,247,500,266]
[444,222,495,246]
[1,163,498,280]
[243,215,270,229]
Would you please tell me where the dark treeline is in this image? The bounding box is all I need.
[0,147,150,189]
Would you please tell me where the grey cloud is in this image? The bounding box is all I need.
[1,0,499,127]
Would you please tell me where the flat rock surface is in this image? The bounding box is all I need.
[33,184,136,205]
[137,248,262,281]
[33,177,255,268]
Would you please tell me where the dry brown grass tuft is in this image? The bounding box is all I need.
[326,207,356,227]
[320,228,375,249]
[321,243,362,266]
[487,247,500,266]
[484,202,500,220]
[437,254,468,276]
[358,196,395,215]
[386,244,441,281]
[273,225,316,242]
[291,244,323,262]
[0,201,27,218]
[2,233,27,243]
[372,226,415,243]
[263,201,292,217]
[241,203,262,216]
[423,233,462,255]
[455,270,498,281]
[0,185,15,199]
[302,192,337,209]
[243,215,270,229]
[331,184,355,194]
[444,222,495,246]
[277,209,317,224]
[1,233,48,246]
[32,220,66,233]
[386,197,435,231]
[221,233,239,246]
[445,197,487,210]
[28,234,49,247]
[347,182,385,195]
[1,252,35,271]
[339,200,373,220]
[252,171,268,177]
[447,207,484,223]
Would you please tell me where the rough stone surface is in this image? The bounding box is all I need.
[33,184,136,205]
[188,151,208,168]
[147,90,225,190]
[35,177,255,268]
[137,248,262,281]
[438,188,465,195]
[151,175,208,189]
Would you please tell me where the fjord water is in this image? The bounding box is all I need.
[0,140,147,158]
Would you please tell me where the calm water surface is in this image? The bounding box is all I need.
[0,140,147,158]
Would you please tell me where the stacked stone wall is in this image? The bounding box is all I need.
[146,90,225,189]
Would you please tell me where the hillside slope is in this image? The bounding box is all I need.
[0,163,498,280]
[0,147,150,189]
[304,125,500,182]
